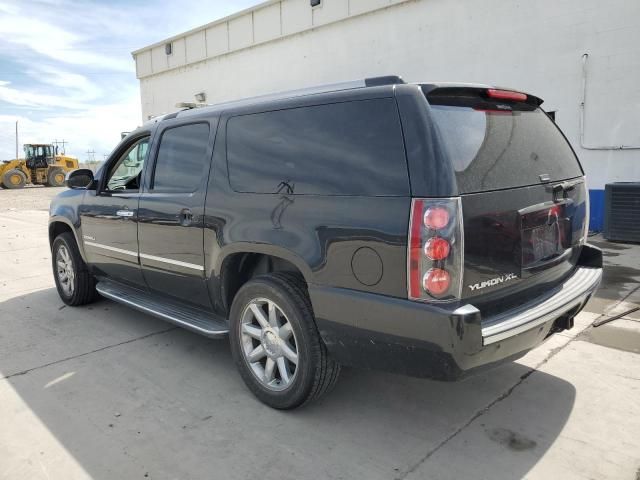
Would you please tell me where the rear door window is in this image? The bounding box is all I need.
[226,99,409,196]
[152,123,210,192]
[426,91,583,193]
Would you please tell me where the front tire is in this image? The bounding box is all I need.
[3,169,27,189]
[52,232,97,306]
[230,273,340,409]
[47,168,66,187]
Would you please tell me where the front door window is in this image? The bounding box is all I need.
[106,138,149,192]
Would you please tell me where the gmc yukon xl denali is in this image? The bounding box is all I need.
[49,76,603,409]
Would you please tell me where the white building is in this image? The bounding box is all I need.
[131,0,640,231]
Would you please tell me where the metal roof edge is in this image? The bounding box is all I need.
[131,0,280,56]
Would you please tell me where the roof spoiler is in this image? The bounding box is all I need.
[423,85,544,106]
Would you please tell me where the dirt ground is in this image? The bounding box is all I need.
[0,187,638,480]
[0,186,64,211]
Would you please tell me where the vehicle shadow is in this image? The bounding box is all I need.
[0,288,576,480]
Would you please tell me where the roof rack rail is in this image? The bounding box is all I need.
[171,75,406,120]
[175,102,209,109]
[364,75,406,87]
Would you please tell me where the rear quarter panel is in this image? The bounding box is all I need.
[203,117,411,314]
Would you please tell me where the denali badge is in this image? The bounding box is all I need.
[469,273,518,291]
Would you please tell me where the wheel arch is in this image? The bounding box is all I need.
[49,217,87,262]
[215,244,314,315]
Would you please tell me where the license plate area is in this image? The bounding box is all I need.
[527,224,561,262]
[520,202,572,268]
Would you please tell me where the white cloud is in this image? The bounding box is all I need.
[0,94,141,161]
[0,68,103,110]
[0,14,133,72]
[0,2,18,14]
[25,66,102,101]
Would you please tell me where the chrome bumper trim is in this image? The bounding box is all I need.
[481,267,602,345]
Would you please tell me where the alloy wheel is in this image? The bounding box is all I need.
[56,245,75,296]
[239,298,299,391]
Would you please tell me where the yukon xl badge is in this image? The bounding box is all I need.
[469,273,518,291]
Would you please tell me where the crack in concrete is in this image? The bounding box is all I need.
[1,327,177,381]
[596,284,640,321]
[395,336,579,480]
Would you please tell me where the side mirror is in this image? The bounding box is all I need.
[66,169,95,190]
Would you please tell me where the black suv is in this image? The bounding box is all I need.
[49,76,603,409]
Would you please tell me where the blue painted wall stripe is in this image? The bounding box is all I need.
[588,189,605,232]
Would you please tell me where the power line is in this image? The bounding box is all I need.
[53,139,68,154]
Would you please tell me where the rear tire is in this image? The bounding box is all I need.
[229,272,340,409]
[47,168,66,187]
[52,232,97,306]
[3,169,27,189]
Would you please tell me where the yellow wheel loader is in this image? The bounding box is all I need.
[0,144,79,189]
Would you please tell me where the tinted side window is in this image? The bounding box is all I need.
[152,123,210,192]
[106,137,149,192]
[227,99,409,196]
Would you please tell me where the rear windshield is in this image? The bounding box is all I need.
[426,92,583,194]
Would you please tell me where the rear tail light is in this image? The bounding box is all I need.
[424,206,450,230]
[424,237,450,261]
[408,198,464,302]
[486,89,528,102]
[423,268,451,296]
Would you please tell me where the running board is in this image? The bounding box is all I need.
[96,280,229,338]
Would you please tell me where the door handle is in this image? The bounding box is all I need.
[179,208,194,226]
[116,209,134,218]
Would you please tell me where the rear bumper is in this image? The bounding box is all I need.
[480,266,601,345]
[309,244,603,380]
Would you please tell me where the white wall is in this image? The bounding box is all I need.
[134,0,640,197]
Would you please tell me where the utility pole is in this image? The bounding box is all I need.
[53,139,68,154]
[15,120,18,161]
[86,149,96,162]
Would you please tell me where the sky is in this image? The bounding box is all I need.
[0,0,258,161]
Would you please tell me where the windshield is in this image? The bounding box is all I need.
[24,145,53,158]
[426,92,583,194]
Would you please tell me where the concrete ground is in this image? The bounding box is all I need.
[0,187,638,480]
